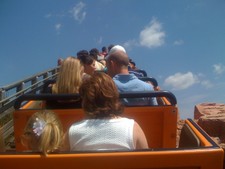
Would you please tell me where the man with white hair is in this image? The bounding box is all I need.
[105,45,126,60]
[106,45,157,106]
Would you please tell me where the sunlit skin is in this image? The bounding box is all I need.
[84,61,96,75]
[21,132,38,151]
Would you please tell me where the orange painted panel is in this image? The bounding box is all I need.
[14,103,178,151]
[0,148,224,169]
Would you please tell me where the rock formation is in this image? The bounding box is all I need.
[194,103,225,148]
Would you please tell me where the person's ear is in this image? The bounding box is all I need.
[110,60,116,68]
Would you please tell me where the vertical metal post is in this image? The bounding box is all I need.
[31,76,38,94]
[0,89,6,108]
[16,82,25,97]
[43,72,48,83]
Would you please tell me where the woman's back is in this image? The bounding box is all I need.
[69,118,135,151]
[66,72,148,151]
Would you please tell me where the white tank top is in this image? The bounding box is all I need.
[69,117,135,151]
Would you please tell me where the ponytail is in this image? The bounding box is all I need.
[24,111,63,156]
[39,122,63,155]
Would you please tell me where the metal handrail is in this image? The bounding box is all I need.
[0,67,58,91]
[1,120,13,139]
[0,67,59,142]
[0,73,57,104]
[14,90,177,109]
[0,67,58,113]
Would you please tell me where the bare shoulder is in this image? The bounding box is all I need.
[133,121,149,149]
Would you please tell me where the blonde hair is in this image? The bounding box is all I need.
[52,56,83,94]
[23,111,63,156]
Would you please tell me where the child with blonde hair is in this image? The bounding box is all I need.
[22,111,63,155]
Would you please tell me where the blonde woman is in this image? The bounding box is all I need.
[52,56,83,94]
[44,56,83,108]
[22,111,63,156]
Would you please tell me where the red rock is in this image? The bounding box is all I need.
[194,103,225,143]
[194,103,225,119]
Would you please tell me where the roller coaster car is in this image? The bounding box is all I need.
[0,91,224,169]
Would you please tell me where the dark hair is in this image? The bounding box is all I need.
[108,44,114,52]
[102,46,107,52]
[130,61,136,66]
[79,72,123,118]
[79,55,94,65]
[89,48,99,60]
[77,50,89,60]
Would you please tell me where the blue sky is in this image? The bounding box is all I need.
[1,0,225,119]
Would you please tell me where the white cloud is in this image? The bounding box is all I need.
[123,40,137,50]
[55,23,62,34]
[164,72,199,90]
[139,18,165,48]
[174,40,184,45]
[200,80,213,88]
[70,2,86,23]
[213,63,225,75]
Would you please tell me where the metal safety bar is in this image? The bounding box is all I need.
[14,90,177,110]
